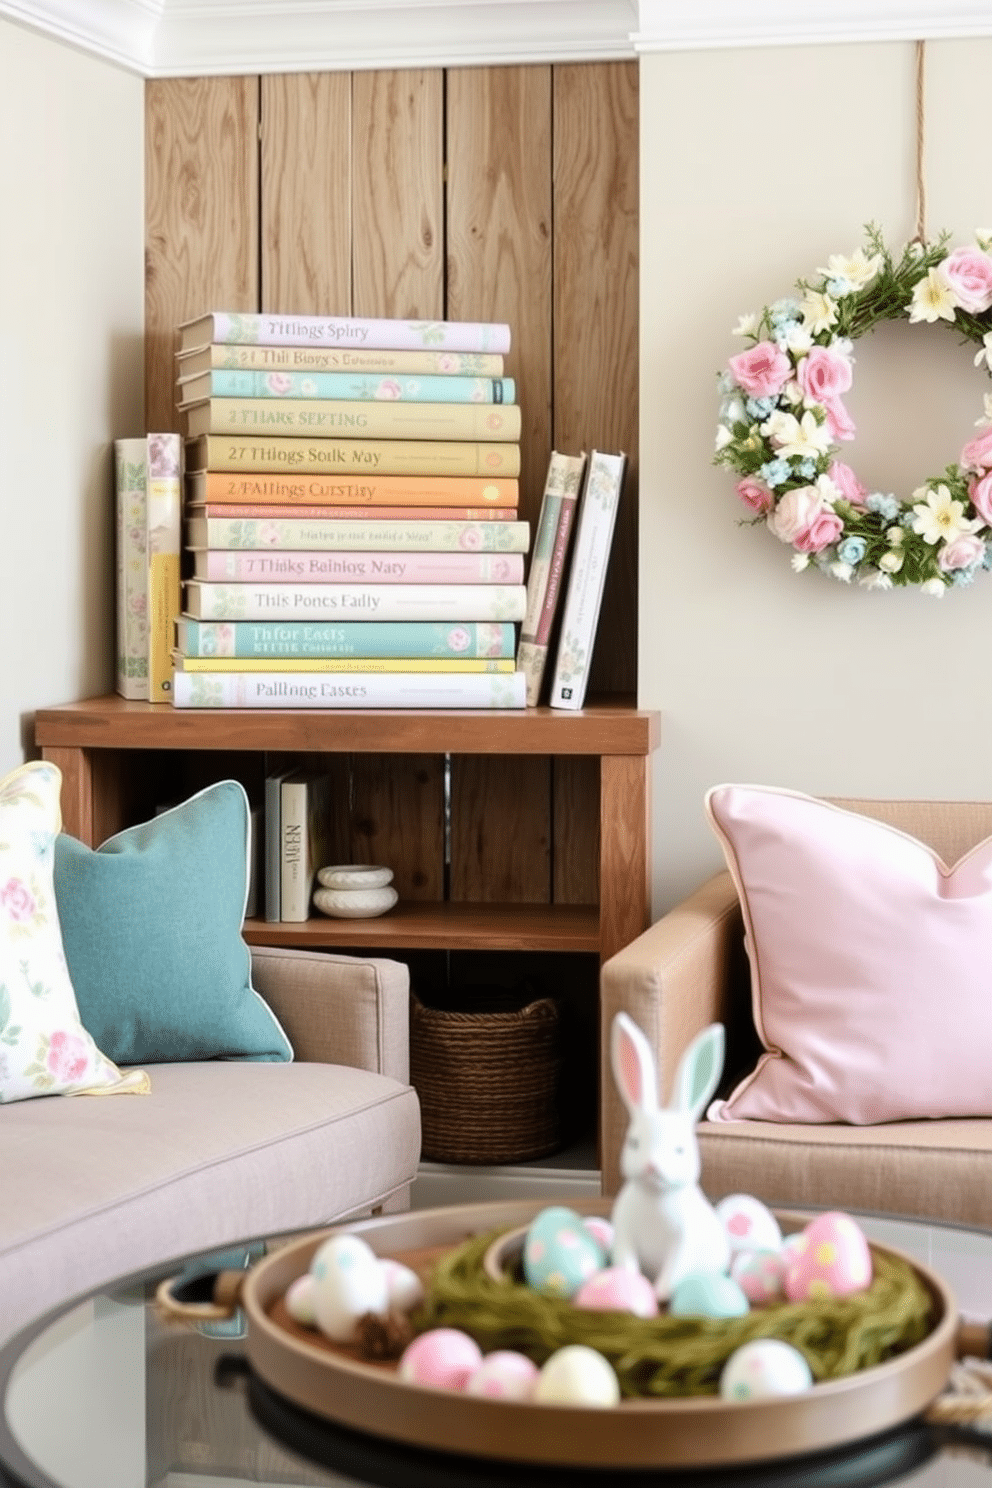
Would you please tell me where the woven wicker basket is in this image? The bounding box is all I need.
[410,991,562,1164]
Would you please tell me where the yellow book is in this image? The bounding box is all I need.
[182,398,520,443]
[172,652,516,674]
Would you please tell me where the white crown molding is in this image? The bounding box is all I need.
[634,0,992,52]
[5,0,992,77]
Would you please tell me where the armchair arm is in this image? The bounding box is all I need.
[249,945,409,1083]
[599,871,743,1196]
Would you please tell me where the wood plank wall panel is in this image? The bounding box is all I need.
[445,67,553,904]
[260,73,352,314]
[352,70,444,318]
[145,77,260,431]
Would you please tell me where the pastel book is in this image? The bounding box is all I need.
[114,432,182,701]
[189,550,525,585]
[183,581,528,624]
[175,343,505,377]
[173,669,528,710]
[179,311,511,355]
[175,619,517,661]
[516,449,586,706]
[185,470,519,507]
[185,434,521,479]
[177,369,515,405]
[185,513,531,552]
[181,398,521,444]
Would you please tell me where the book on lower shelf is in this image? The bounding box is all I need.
[114,433,182,701]
[263,765,294,922]
[279,767,334,922]
[173,669,527,710]
[548,450,628,711]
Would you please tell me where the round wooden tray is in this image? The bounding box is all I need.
[226,1198,958,1471]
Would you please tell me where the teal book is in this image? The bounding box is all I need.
[175,618,517,660]
[179,369,515,405]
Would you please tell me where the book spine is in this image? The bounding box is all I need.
[280,772,333,922]
[548,451,627,712]
[186,435,520,479]
[176,619,517,660]
[145,434,183,702]
[177,344,504,376]
[184,398,521,443]
[264,770,286,921]
[518,473,583,705]
[184,581,528,623]
[186,470,518,506]
[114,440,150,699]
[182,370,515,404]
[191,312,511,354]
[192,550,525,584]
[186,516,530,552]
[188,503,519,522]
[173,669,528,709]
[176,655,517,673]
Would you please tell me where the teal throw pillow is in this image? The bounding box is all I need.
[53,780,292,1065]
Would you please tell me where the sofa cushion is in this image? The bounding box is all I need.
[54,781,292,1065]
[0,1060,421,1345]
[705,783,992,1125]
[0,761,138,1104]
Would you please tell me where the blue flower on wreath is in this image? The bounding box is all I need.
[837,536,867,566]
[746,397,775,419]
[760,458,793,488]
[797,459,817,479]
[769,297,800,324]
[866,493,901,522]
[952,566,978,586]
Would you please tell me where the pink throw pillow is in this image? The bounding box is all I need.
[705,784,992,1125]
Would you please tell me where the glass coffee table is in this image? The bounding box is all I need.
[2,1206,992,1488]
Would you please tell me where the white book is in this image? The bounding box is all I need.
[173,670,527,710]
[114,440,149,699]
[264,766,294,922]
[280,769,334,922]
[547,451,627,711]
[184,581,527,624]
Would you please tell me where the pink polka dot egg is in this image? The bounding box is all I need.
[784,1211,873,1301]
[466,1350,539,1400]
[574,1266,658,1317]
[729,1248,788,1305]
[715,1193,783,1254]
[399,1328,483,1391]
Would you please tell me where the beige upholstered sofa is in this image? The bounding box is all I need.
[600,798,992,1225]
[0,946,420,1346]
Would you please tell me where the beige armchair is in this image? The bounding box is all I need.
[600,798,992,1226]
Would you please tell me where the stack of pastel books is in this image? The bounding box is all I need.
[170,310,529,710]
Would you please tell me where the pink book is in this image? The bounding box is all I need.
[190,550,524,584]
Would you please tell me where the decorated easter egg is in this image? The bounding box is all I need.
[380,1258,425,1313]
[669,1271,750,1319]
[720,1339,813,1401]
[533,1345,620,1407]
[284,1272,318,1327]
[730,1247,788,1305]
[574,1266,658,1318]
[583,1216,615,1253]
[523,1206,605,1299]
[399,1328,483,1391]
[310,1234,389,1342]
[784,1211,873,1301]
[716,1193,783,1254]
[466,1350,539,1400]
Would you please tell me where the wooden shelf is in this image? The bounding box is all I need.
[244,901,600,954]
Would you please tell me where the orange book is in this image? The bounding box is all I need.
[185,469,518,508]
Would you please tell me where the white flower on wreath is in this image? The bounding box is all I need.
[817,248,883,295]
[800,290,838,334]
[777,323,814,356]
[910,484,981,545]
[976,334,992,373]
[760,408,832,459]
[977,393,992,428]
[732,312,759,337]
[907,268,957,324]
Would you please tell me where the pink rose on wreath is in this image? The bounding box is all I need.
[46,1031,91,1084]
[824,396,856,442]
[0,877,35,922]
[939,533,986,571]
[768,487,843,552]
[942,247,992,314]
[960,426,992,473]
[736,475,773,514]
[798,345,853,403]
[969,473,992,525]
[828,460,868,507]
[728,341,792,398]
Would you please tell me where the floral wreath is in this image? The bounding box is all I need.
[714,224,992,594]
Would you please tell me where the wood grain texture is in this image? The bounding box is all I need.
[553,753,600,906]
[352,70,444,319]
[261,73,351,314]
[553,62,639,698]
[145,77,259,430]
[598,752,652,964]
[449,754,551,904]
[348,752,445,902]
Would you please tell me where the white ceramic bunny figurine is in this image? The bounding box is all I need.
[610,1012,730,1301]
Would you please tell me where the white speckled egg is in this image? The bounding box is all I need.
[533,1345,620,1407]
[730,1247,788,1305]
[716,1193,783,1254]
[523,1206,605,1299]
[720,1339,813,1401]
[380,1258,425,1313]
[784,1211,873,1301]
[669,1271,749,1318]
[574,1266,658,1317]
[284,1272,318,1327]
[399,1328,483,1391]
[309,1233,389,1343]
[466,1350,539,1400]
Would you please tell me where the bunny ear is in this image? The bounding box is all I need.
[610,1012,658,1115]
[670,1024,725,1121]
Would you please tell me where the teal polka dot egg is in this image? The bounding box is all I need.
[523,1206,605,1298]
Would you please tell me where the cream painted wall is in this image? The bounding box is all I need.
[640,39,992,913]
[0,19,144,776]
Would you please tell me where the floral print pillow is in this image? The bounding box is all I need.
[0,761,145,1102]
